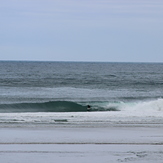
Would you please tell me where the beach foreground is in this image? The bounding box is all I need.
[0,124,163,163]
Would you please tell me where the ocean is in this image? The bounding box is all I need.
[0,61,163,126]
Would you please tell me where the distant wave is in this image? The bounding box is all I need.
[0,101,119,113]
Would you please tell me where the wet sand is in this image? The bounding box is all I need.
[0,124,163,163]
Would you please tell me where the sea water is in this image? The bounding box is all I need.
[0,61,163,126]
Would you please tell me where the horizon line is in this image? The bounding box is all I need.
[0,59,163,64]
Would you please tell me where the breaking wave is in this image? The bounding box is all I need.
[0,99,163,113]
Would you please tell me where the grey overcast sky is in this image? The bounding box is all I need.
[0,0,163,62]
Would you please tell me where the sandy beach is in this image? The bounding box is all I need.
[0,123,163,163]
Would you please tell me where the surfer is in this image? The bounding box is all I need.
[87,105,91,111]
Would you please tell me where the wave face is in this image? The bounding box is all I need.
[0,101,87,113]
